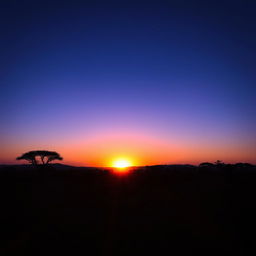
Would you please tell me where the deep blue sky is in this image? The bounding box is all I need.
[1,1,256,165]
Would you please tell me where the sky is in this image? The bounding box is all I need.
[1,0,256,166]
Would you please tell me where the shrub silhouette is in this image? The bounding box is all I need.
[214,160,225,166]
[199,162,214,167]
[16,150,63,166]
[235,162,253,168]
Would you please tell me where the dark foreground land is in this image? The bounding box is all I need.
[0,164,256,255]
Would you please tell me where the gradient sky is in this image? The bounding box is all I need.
[1,1,256,166]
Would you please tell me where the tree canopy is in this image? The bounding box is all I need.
[16,150,63,166]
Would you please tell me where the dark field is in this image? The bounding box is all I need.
[0,164,255,255]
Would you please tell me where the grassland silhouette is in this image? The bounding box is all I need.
[0,150,255,255]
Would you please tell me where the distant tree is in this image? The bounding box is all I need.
[16,151,38,166]
[16,150,63,166]
[199,162,214,167]
[235,163,253,168]
[214,160,225,166]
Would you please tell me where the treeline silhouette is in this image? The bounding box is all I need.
[0,163,255,255]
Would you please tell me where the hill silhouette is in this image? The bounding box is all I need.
[0,164,255,255]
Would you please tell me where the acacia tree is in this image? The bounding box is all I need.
[16,150,63,166]
[214,160,224,166]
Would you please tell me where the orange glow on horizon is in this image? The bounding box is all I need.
[112,158,132,168]
[109,158,132,174]
[1,129,256,166]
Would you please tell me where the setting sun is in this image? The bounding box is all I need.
[113,159,132,168]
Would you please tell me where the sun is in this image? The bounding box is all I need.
[112,158,132,169]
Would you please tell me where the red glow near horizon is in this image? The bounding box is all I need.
[112,166,131,175]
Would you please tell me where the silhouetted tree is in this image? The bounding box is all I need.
[16,151,38,166]
[199,162,214,167]
[214,160,225,166]
[16,150,63,166]
[235,162,253,168]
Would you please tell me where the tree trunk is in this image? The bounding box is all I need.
[41,156,45,165]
